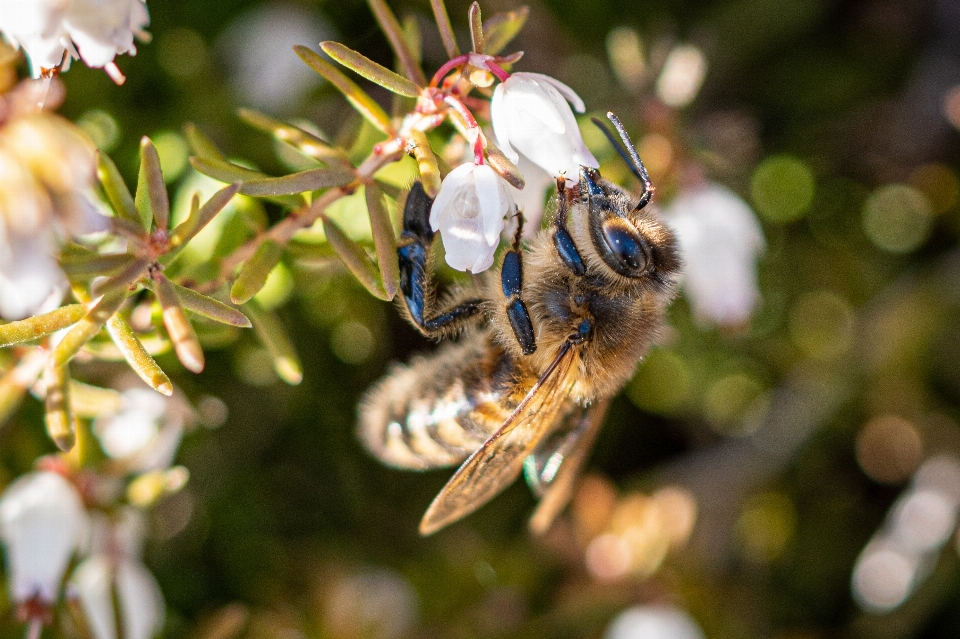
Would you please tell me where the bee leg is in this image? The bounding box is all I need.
[551,178,586,276]
[501,214,537,355]
[397,182,484,336]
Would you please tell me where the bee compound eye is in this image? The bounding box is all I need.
[599,217,650,277]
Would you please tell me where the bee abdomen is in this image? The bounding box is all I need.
[357,336,518,470]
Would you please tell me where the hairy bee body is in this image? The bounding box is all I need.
[359,114,681,534]
[359,330,540,469]
[359,177,677,469]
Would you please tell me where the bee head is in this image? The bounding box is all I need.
[577,166,680,283]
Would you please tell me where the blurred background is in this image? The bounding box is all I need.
[5,0,960,637]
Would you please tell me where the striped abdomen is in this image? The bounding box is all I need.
[358,332,532,470]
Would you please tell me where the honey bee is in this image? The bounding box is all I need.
[359,113,680,535]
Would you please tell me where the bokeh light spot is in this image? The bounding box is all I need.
[331,321,374,365]
[862,184,933,253]
[153,131,189,182]
[158,29,208,79]
[788,290,854,360]
[909,163,958,214]
[852,542,917,613]
[855,414,923,484]
[704,373,763,433]
[750,155,815,222]
[637,134,674,178]
[76,110,120,152]
[628,349,691,415]
[606,27,645,91]
[736,492,796,563]
[656,45,707,108]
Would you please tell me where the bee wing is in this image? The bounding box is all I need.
[418,342,580,535]
[527,398,611,535]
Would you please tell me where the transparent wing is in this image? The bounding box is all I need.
[527,398,611,535]
[419,342,580,535]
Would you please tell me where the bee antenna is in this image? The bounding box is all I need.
[591,112,654,210]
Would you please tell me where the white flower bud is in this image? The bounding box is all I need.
[430,163,514,273]
[490,72,598,180]
[664,183,766,327]
[0,471,87,606]
[70,555,165,639]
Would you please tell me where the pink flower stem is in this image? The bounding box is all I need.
[25,617,42,639]
[429,54,471,88]
[443,96,485,164]
[486,61,511,82]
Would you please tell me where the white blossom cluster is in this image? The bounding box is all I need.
[0,110,104,320]
[430,71,597,273]
[0,389,190,637]
[0,0,149,82]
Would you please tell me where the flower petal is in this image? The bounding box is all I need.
[490,84,519,163]
[526,72,587,113]
[429,162,475,231]
[472,164,510,246]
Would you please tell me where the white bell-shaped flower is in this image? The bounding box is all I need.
[0,0,148,78]
[0,471,87,606]
[490,72,598,180]
[665,182,766,328]
[93,388,184,473]
[70,555,165,639]
[430,162,514,273]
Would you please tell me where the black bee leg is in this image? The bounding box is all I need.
[397,182,484,337]
[501,216,536,355]
[551,178,586,276]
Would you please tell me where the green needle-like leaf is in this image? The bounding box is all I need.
[408,129,442,197]
[44,363,75,452]
[482,7,529,55]
[96,151,141,226]
[170,283,252,327]
[60,247,136,278]
[429,0,460,59]
[295,46,395,135]
[244,301,303,385]
[69,380,124,418]
[184,123,227,161]
[237,108,350,166]
[287,242,339,269]
[105,314,174,396]
[366,184,400,300]
[321,42,421,97]
[0,305,86,348]
[53,288,129,367]
[189,156,270,183]
[366,0,427,86]
[90,257,150,297]
[165,182,241,264]
[136,137,169,231]
[154,274,205,374]
[83,333,171,360]
[239,166,356,197]
[231,240,284,305]
[321,214,389,300]
[0,351,45,428]
[468,2,484,53]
